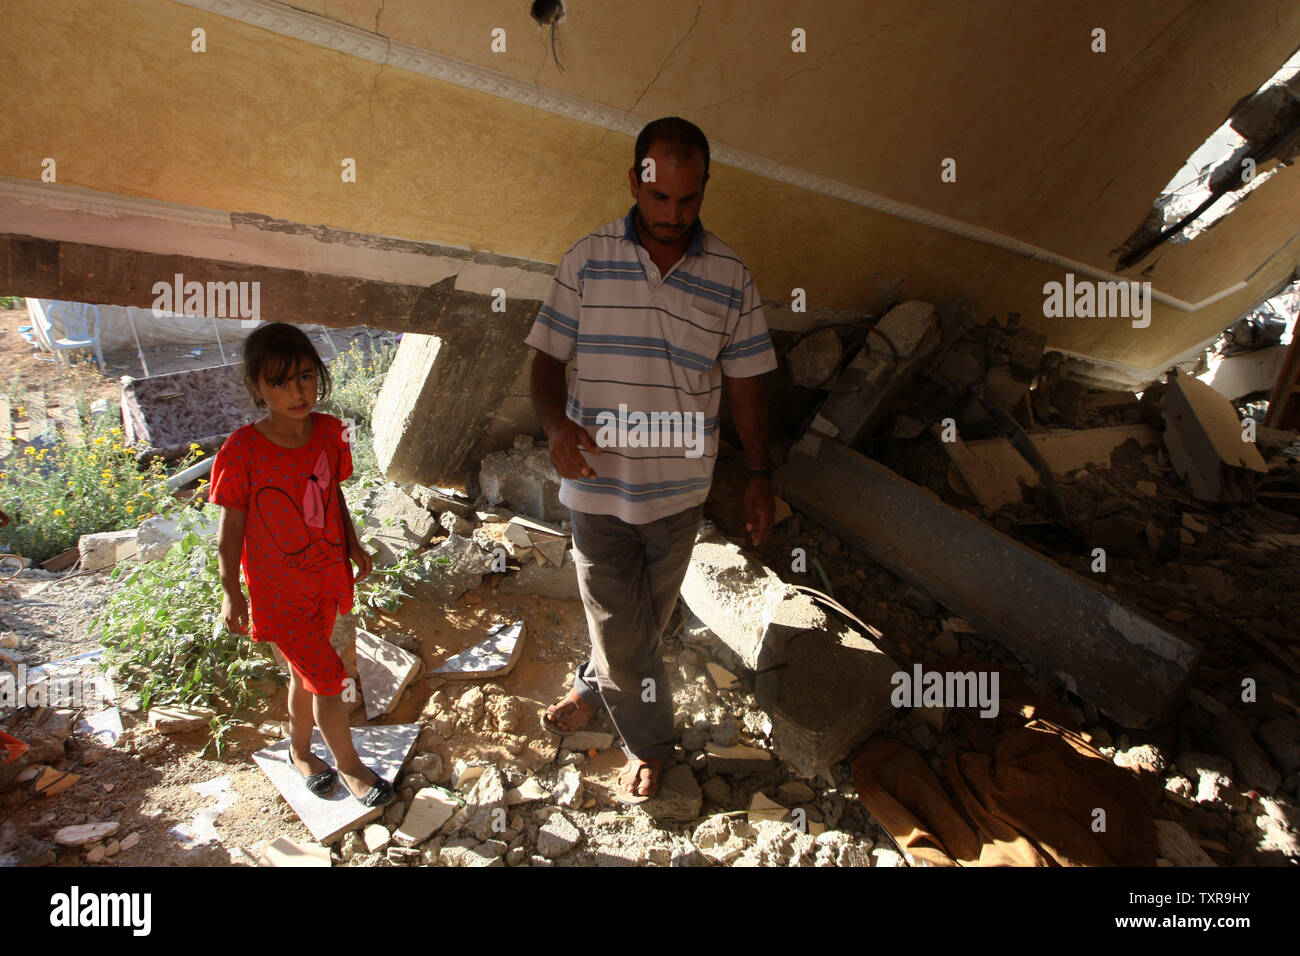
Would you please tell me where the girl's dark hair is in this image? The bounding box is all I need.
[241,322,332,409]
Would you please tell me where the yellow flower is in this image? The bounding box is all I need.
[110,427,121,436]
[189,443,200,451]
[142,491,152,499]
[112,443,122,451]
[94,437,105,445]
[54,509,64,517]
[134,475,143,481]
[23,447,35,456]
[195,450,204,457]
[125,504,134,514]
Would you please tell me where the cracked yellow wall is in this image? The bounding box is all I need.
[2,0,1297,372]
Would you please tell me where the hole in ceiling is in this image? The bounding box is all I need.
[1115,48,1300,270]
[531,0,564,27]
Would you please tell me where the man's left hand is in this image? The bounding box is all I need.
[744,476,774,546]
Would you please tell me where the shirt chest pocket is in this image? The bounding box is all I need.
[666,303,728,375]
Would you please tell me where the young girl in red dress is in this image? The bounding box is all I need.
[209,322,393,807]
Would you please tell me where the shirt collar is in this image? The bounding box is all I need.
[624,205,705,258]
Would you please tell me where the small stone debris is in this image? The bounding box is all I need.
[146,705,216,734]
[363,823,391,853]
[54,822,118,847]
[553,765,584,808]
[537,812,581,859]
[561,730,614,752]
[119,832,140,852]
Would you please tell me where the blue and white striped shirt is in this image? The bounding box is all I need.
[525,206,777,524]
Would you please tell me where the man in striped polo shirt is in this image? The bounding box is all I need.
[526,117,778,803]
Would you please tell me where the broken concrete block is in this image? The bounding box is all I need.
[1003,326,1046,380]
[432,620,525,679]
[147,705,216,734]
[77,529,138,571]
[256,835,332,867]
[936,425,1160,511]
[479,437,565,523]
[681,525,897,777]
[363,485,438,565]
[776,433,1201,728]
[1163,370,1267,502]
[680,527,826,672]
[137,513,219,562]
[786,327,843,389]
[356,628,422,720]
[812,301,939,445]
[455,767,508,841]
[395,786,462,846]
[426,533,491,601]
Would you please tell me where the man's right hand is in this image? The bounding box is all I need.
[547,417,601,479]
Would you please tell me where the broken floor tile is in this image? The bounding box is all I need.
[706,662,738,689]
[432,620,525,680]
[395,786,462,846]
[505,777,550,805]
[252,723,419,844]
[356,628,422,721]
[706,742,774,775]
[748,792,788,824]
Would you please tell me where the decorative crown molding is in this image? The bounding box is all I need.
[0,175,233,228]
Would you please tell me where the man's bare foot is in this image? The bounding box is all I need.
[542,690,597,735]
[616,757,663,804]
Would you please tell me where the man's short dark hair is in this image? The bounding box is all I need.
[634,117,710,178]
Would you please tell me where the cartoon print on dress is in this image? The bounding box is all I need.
[253,448,343,573]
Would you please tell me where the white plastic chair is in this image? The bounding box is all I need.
[43,300,106,372]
